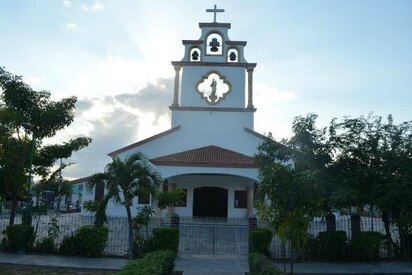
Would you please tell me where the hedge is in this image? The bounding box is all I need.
[120,249,176,275]
[249,252,282,275]
[152,228,179,253]
[249,228,272,256]
[351,232,385,261]
[2,224,34,253]
[317,231,348,261]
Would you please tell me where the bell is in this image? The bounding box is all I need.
[209,38,220,52]
[191,51,199,61]
[229,52,237,61]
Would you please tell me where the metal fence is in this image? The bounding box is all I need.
[269,215,400,259]
[0,213,131,256]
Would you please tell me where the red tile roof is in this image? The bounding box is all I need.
[150,145,256,168]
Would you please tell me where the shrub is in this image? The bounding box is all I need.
[317,231,348,261]
[351,232,385,261]
[303,235,320,260]
[59,234,81,255]
[120,249,176,275]
[34,237,55,254]
[152,227,179,252]
[76,225,108,257]
[2,224,34,253]
[249,228,272,256]
[59,225,108,257]
[249,252,282,275]
[133,235,155,258]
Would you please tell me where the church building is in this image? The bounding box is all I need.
[80,6,268,220]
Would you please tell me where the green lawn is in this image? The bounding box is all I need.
[0,264,117,275]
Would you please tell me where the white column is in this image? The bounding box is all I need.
[172,65,181,107]
[247,186,254,217]
[167,182,176,217]
[247,66,254,108]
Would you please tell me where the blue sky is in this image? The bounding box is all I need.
[1,0,411,178]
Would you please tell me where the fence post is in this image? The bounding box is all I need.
[326,213,336,231]
[248,217,257,230]
[350,214,361,240]
[171,214,179,228]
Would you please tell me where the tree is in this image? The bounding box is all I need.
[331,114,412,257]
[86,153,163,259]
[255,114,328,257]
[0,67,92,224]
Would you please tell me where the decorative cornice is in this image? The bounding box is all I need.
[170,106,257,113]
[171,61,257,68]
[199,23,231,29]
[108,126,181,157]
[226,41,247,46]
[182,40,204,45]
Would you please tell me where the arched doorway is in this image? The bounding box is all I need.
[193,187,228,218]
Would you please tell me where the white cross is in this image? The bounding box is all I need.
[206,4,225,23]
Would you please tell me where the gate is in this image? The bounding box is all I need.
[178,222,248,256]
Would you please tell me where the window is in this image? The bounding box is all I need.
[190,47,201,62]
[138,193,150,205]
[234,190,247,209]
[227,48,239,63]
[206,33,223,55]
[175,189,187,207]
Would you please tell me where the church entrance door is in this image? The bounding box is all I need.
[193,187,228,218]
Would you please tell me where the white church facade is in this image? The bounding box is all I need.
[77,7,269,220]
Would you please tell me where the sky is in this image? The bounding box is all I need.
[0,0,411,180]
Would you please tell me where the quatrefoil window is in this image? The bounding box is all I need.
[197,72,231,104]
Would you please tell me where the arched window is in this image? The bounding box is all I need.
[206,33,223,55]
[190,47,201,62]
[227,48,239,63]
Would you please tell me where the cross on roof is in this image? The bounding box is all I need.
[206,4,225,23]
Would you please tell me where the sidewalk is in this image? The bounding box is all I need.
[174,255,249,275]
[274,261,412,274]
[0,252,127,271]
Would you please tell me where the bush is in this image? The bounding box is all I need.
[59,234,81,255]
[77,225,108,257]
[249,228,272,256]
[317,231,348,261]
[34,237,55,254]
[133,235,155,258]
[152,228,179,252]
[249,252,281,275]
[120,249,176,275]
[351,232,385,261]
[59,225,108,257]
[2,224,34,253]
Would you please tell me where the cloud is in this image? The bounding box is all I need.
[66,23,77,29]
[81,1,104,12]
[62,0,71,7]
[60,77,173,179]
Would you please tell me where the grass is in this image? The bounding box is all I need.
[0,264,117,275]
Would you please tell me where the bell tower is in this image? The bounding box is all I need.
[170,5,257,131]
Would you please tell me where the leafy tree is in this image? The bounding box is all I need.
[331,114,412,257]
[255,114,328,255]
[86,153,163,259]
[0,67,92,224]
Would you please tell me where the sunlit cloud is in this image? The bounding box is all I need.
[66,23,77,29]
[62,0,71,7]
[81,1,104,12]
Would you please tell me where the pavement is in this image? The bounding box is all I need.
[0,252,127,271]
[1,252,412,274]
[173,255,249,275]
[274,261,412,274]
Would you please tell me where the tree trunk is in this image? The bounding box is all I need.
[382,211,393,258]
[125,205,134,259]
[9,193,17,225]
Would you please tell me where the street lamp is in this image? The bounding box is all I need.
[21,122,35,225]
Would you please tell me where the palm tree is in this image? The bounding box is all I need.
[87,152,162,259]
